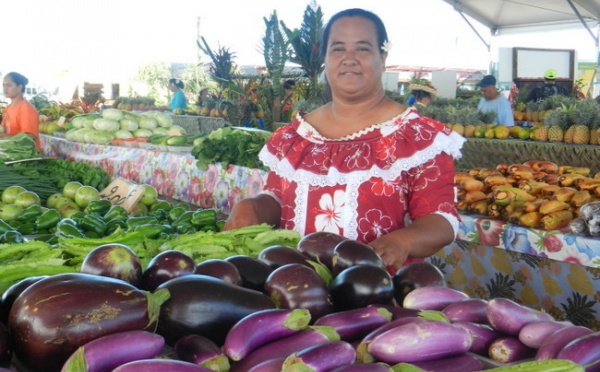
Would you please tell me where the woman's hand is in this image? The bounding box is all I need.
[222,194,281,231]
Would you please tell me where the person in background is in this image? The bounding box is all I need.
[282,79,296,122]
[168,78,187,111]
[407,83,437,109]
[525,68,570,103]
[196,87,210,108]
[1,72,40,148]
[476,75,514,127]
[223,8,465,271]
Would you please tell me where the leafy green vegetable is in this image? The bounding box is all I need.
[0,133,39,162]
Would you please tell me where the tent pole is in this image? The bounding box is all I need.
[457,10,491,52]
[566,0,599,48]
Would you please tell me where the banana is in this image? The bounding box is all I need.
[508,164,534,175]
[487,203,503,218]
[469,199,490,215]
[541,184,561,197]
[484,174,508,188]
[558,174,585,187]
[539,210,573,230]
[539,200,571,215]
[531,161,559,174]
[512,170,534,181]
[570,190,593,208]
[518,180,550,196]
[552,187,578,203]
[455,173,474,185]
[460,178,484,192]
[495,163,510,175]
[493,187,536,206]
[543,173,561,185]
[565,167,591,177]
[518,211,544,228]
[523,199,545,213]
[463,190,488,204]
[506,208,526,225]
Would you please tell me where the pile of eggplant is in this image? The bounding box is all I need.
[0,231,598,372]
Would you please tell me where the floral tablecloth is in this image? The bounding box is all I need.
[40,134,267,214]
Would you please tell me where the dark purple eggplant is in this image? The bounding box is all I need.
[264,263,333,319]
[225,255,274,291]
[258,245,311,269]
[536,325,594,361]
[453,321,504,356]
[313,305,392,342]
[0,275,47,325]
[80,243,143,287]
[194,259,242,286]
[140,250,196,291]
[441,298,489,324]
[157,274,275,346]
[246,357,286,372]
[0,322,10,368]
[376,304,420,320]
[329,364,391,372]
[282,340,357,372]
[488,336,536,364]
[173,334,230,372]
[296,231,348,269]
[367,319,472,364]
[408,353,484,372]
[356,317,423,363]
[230,326,339,372]
[486,297,553,335]
[402,286,470,311]
[518,320,572,349]
[224,308,311,362]
[329,265,394,311]
[556,331,600,371]
[8,273,168,372]
[331,239,384,276]
[112,359,213,372]
[60,330,165,372]
[392,261,446,305]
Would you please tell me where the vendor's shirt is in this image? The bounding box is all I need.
[477,95,515,127]
[1,100,40,148]
[169,89,187,111]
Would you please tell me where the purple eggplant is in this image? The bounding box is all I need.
[225,255,274,291]
[264,263,333,319]
[536,325,594,361]
[157,274,276,346]
[247,357,286,372]
[61,330,165,372]
[0,275,47,325]
[356,317,423,363]
[377,305,420,320]
[173,334,230,372]
[112,359,213,372]
[556,331,600,371]
[402,286,470,311]
[8,273,169,372]
[330,265,394,311]
[80,243,143,287]
[488,336,536,364]
[453,321,504,356]
[224,308,311,361]
[296,231,348,269]
[258,245,311,269]
[486,297,553,335]
[367,319,472,364]
[313,305,392,342]
[230,326,339,372]
[194,259,243,286]
[0,322,10,368]
[331,239,385,276]
[329,364,391,372]
[518,320,572,349]
[281,341,357,372]
[441,298,489,324]
[140,250,196,291]
[392,262,446,305]
[408,353,484,372]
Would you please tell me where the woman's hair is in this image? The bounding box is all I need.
[6,72,29,93]
[320,8,388,58]
[169,78,184,89]
[284,79,296,90]
[412,90,432,101]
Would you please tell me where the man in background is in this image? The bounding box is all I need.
[477,75,514,127]
[525,69,570,103]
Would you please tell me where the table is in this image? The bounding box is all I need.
[171,115,230,135]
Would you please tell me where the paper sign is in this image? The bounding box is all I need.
[56,117,67,127]
[100,178,145,212]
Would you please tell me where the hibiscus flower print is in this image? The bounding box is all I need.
[166,156,182,180]
[151,169,168,196]
[203,164,219,192]
[370,177,397,197]
[543,234,563,253]
[345,143,371,169]
[408,161,440,192]
[314,190,345,233]
[199,191,215,209]
[246,169,266,198]
[214,179,231,212]
[358,208,394,242]
[373,136,396,161]
[187,177,203,205]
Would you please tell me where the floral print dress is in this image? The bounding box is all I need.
[259,107,466,244]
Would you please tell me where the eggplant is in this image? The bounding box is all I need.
[281,340,357,372]
[488,336,536,364]
[173,334,230,372]
[246,357,286,372]
[224,308,311,362]
[536,325,594,361]
[0,322,10,368]
[264,263,333,320]
[377,305,420,320]
[329,364,391,372]
[392,262,446,305]
[194,259,243,286]
[313,305,392,342]
[402,286,470,311]
[556,331,600,371]
[80,243,143,287]
[486,297,553,335]
[331,239,385,276]
[329,265,394,311]
[225,255,274,291]
[8,273,169,372]
[441,298,489,324]
[61,330,165,372]
[367,319,472,364]
[296,231,348,269]
[356,317,422,363]
[141,250,196,291]
[157,274,276,346]
[452,321,504,356]
[112,359,214,371]
[518,320,572,349]
[230,326,340,372]
[0,275,47,325]
[257,245,311,269]
[408,353,484,372]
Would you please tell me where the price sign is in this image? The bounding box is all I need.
[56,116,67,127]
[99,178,145,212]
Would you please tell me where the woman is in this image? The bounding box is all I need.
[168,78,187,111]
[224,8,465,270]
[408,83,437,109]
[1,72,40,148]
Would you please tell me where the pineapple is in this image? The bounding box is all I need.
[571,100,596,144]
[590,118,600,145]
[544,109,566,142]
[531,123,548,142]
[525,101,539,123]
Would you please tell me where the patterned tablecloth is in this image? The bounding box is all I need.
[40,134,267,214]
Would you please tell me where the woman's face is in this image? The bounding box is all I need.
[168,83,177,92]
[2,76,23,99]
[324,16,386,100]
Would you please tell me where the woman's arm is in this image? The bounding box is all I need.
[222,194,281,230]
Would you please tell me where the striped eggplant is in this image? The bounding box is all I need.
[536,325,594,361]
[402,286,470,311]
[281,341,357,372]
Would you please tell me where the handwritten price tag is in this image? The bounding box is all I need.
[99,178,145,212]
[56,116,67,127]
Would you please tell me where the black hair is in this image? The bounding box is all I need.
[6,72,29,93]
[284,79,296,90]
[411,90,432,101]
[169,78,184,89]
[320,8,388,58]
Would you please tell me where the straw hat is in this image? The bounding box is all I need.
[409,83,437,97]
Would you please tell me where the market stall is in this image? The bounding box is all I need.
[171,115,231,135]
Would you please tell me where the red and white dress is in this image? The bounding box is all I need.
[259,107,466,244]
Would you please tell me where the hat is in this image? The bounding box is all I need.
[477,75,496,88]
[544,69,557,80]
[409,83,437,97]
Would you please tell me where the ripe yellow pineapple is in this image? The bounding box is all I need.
[544,109,566,142]
[571,100,596,144]
[531,124,548,142]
